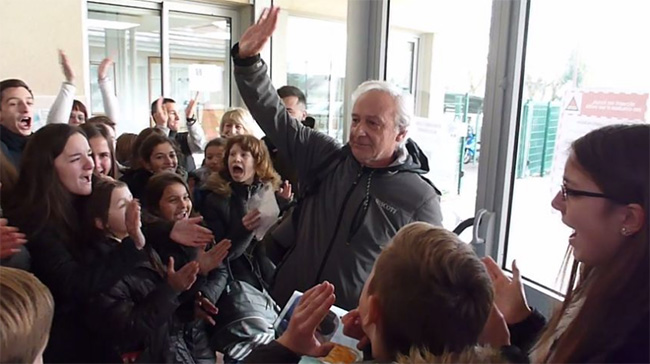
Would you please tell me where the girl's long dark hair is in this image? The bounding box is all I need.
[6,124,86,244]
[535,124,649,362]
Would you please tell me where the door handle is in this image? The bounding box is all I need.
[471,208,495,256]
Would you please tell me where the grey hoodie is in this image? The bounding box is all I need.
[233,54,443,310]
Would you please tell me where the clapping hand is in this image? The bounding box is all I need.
[194,291,218,326]
[276,282,337,357]
[278,180,293,201]
[59,50,75,83]
[341,308,370,350]
[481,257,532,324]
[170,217,215,247]
[152,97,170,128]
[185,91,200,120]
[196,239,231,275]
[125,199,146,250]
[98,57,114,81]
[166,257,200,292]
[0,219,27,259]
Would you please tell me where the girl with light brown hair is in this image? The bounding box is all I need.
[197,135,292,361]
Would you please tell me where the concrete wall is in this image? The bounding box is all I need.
[0,0,88,122]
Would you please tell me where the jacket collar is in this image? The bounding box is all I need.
[0,124,29,151]
[343,138,430,175]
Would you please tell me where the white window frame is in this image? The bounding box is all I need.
[87,0,244,110]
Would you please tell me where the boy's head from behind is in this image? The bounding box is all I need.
[0,267,54,364]
[359,223,493,360]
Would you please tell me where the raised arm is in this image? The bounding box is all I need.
[233,7,342,180]
[98,58,120,123]
[47,50,75,124]
[185,93,206,153]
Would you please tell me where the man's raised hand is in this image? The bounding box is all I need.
[238,7,280,58]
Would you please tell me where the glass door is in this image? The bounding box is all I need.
[87,0,242,136]
[167,10,233,140]
[476,0,650,314]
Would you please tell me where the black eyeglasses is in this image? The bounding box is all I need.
[561,183,611,201]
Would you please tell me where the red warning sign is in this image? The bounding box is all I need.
[580,92,648,121]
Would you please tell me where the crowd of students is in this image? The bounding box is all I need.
[1,6,648,364]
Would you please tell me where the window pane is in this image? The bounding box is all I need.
[88,3,161,134]
[272,0,347,141]
[507,0,650,291]
[386,0,493,235]
[168,11,231,141]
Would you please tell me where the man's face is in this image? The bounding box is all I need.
[0,87,34,136]
[282,96,307,122]
[164,102,180,131]
[349,90,406,168]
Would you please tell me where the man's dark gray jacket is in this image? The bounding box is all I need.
[234,57,443,310]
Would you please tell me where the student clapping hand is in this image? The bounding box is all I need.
[276,282,337,357]
[166,256,199,292]
[341,308,370,350]
[0,219,27,259]
[125,199,146,250]
[196,239,231,275]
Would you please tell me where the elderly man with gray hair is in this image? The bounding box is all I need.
[231,6,442,310]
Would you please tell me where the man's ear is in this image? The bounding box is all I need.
[395,128,407,143]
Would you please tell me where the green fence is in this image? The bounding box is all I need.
[516,101,560,178]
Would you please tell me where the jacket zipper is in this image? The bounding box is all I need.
[313,169,365,285]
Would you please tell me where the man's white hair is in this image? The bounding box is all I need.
[351,80,413,133]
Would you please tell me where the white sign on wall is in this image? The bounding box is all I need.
[188,64,222,92]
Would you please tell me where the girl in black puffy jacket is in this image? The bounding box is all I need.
[83,177,227,363]
[198,135,292,361]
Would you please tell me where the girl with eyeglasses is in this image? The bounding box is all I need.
[482,124,649,362]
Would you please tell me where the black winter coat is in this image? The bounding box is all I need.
[84,237,215,363]
[198,181,277,289]
[25,225,144,363]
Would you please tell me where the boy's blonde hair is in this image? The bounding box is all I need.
[219,108,253,135]
[368,223,493,358]
[0,267,54,363]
